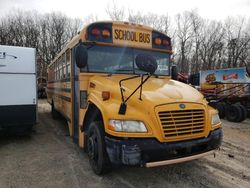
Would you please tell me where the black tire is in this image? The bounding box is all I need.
[208,102,217,109]
[52,103,59,119]
[216,102,226,119]
[236,104,247,122]
[225,104,243,122]
[86,121,111,175]
[38,91,41,98]
[247,109,250,118]
[208,102,226,119]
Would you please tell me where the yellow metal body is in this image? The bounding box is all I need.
[47,21,221,150]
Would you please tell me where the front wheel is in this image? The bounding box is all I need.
[87,121,111,175]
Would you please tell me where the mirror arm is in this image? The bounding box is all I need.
[139,74,144,100]
[118,74,150,115]
[119,75,141,103]
[124,74,150,104]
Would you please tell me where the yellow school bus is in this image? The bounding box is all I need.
[47,21,222,174]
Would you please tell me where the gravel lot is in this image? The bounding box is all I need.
[0,99,250,188]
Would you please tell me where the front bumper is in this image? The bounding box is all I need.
[105,128,222,167]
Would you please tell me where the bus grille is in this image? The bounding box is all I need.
[158,109,205,138]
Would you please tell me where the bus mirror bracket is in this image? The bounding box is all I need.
[118,102,127,115]
[75,43,88,68]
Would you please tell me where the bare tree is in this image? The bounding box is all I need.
[106,0,125,21]
[189,10,203,73]
[224,17,250,68]
[198,21,225,70]
[175,11,193,73]
[0,10,84,77]
[1,7,250,78]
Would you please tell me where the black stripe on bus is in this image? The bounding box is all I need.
[59,95,71,102]
[47,77,71,83]
[47,87,71,93]
[47,91,71,102]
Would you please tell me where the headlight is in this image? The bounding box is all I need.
[211,114,221,125]
[109,120,147,133]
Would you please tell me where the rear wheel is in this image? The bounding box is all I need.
[209,102,226,119]
[87,121,111,175]
[216,102,226,119]
[236,104,247,122]
[225,104,242,122]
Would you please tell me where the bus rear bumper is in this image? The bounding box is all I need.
[105,128,222,167]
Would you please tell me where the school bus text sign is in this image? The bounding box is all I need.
[112,26,152,48]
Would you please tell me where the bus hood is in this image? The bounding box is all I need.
[90,75,204,106]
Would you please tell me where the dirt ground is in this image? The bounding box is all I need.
[0,99,250,188]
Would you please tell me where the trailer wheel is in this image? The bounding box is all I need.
[236,104,247,122]
[216,102,226,119]
[225,104,242,122]
[209,102,226,119]
[87,121,111,175]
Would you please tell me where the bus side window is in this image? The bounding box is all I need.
[66,49,71,78]
[62,53,66,79]
[56,60,59,81]
[59,56,62,80]
[55,61,58,80]
[53,62,55,81]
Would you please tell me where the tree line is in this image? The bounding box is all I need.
[106,4,250,74]
[1,6,250,77]
[0,11,83,77]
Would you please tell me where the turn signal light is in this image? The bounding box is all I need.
[162,39,169,46]
[154,37,162,45]
[102,91,110,100]
[91,28,101,36]
[102,29,111,37]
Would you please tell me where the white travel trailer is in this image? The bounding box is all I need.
[0,45,37,134]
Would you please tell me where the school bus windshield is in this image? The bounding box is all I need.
[80,45,170,75]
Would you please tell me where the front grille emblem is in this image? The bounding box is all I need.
[179,103,186,109]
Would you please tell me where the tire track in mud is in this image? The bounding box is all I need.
[201,138,250,188]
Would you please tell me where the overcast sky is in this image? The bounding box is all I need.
[0,0,250,21]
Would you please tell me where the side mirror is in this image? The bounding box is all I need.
[75,43,88,68]
[135,54,157,74]
[171,65,178,80]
